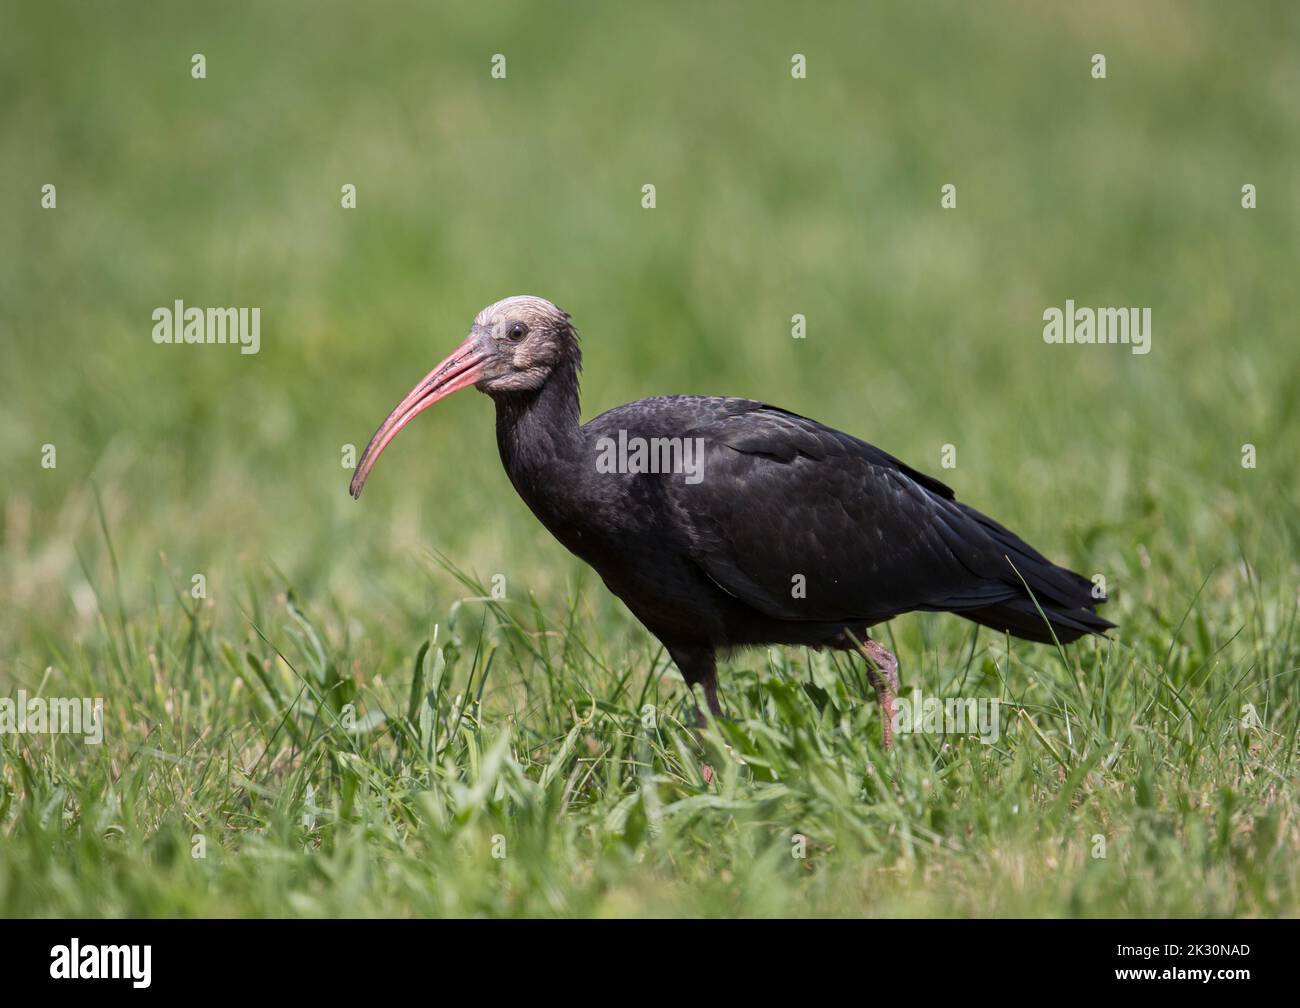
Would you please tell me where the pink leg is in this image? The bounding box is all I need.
[854,637,900,750]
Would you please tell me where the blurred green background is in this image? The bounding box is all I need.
[1,1,1297,916]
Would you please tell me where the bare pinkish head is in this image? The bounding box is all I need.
[349,295,574,498]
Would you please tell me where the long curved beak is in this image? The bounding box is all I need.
[349,334,488,499]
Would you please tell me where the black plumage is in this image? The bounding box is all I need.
[351,296,1113,744]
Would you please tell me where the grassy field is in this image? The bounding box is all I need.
[2,1,1298,916]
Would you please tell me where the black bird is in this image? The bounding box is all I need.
[350,296,1112,746]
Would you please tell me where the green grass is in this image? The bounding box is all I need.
[2,1,1298,916]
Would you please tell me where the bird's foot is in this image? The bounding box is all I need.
[854,638,900,750]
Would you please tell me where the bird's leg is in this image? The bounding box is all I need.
[668,645,723,724]
[698,675,723,723]
[853,636,900,750]
[861,638,900,693]
[667,645,721,783]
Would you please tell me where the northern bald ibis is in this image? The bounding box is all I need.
[350,296,1113,746]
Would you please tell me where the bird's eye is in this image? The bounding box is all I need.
[506,322,528,341]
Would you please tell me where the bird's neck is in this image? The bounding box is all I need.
[492,358,584,490]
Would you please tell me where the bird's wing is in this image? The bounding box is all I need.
[593,397,1082,624]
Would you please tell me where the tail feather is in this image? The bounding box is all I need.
[946,501,1115,645]
[959,596,1114,645]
